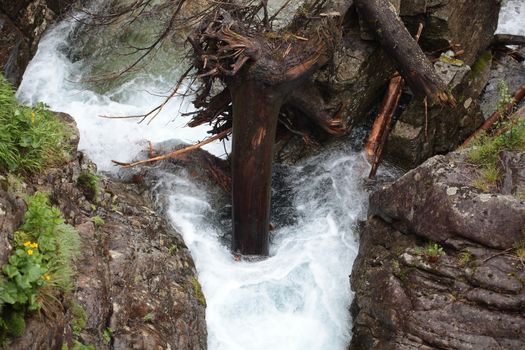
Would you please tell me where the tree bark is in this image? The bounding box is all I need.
[355,0,453,105]
[230,79,285,256]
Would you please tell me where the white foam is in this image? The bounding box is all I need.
[498,0,525,36]
[152,150,370,350]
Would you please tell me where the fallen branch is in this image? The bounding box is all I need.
[112,128,231,168]
[366,23,424,179]
[482,248,513,263]
[355,0,454,106]
[492,34,525,47]
[462,82,525,146]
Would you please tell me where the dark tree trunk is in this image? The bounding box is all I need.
[230,79,285,255]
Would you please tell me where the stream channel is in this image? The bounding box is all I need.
[16,1,524,349]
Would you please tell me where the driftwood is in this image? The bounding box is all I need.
[366,75,405,178]
[112,129,231,168]
[366,23,424,179]
[463,82,525,146]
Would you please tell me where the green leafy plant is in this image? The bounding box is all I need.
[415,242,445,263]
[495,80,515,117]
[469,120,525,191]
[513,240,525,261]
[103,327,113,344]
[62,340,96,350]
[90,215,105,228]
[0,74,69,174]
[70,301,87,336]
[77,172,101,202]
[0,192,80,342]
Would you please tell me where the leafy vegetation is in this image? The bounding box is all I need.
[0,74,69,174]
[70,301,87,336]
[514,239,525,261]
[103,327,113,344]
[0,192,80,342]
[414,242,445,263]
[90,215,105,228]
[457,251,474,267]
[62,340,96,350]
[495,80,515,116]
[469,82,525,192]
[77,172,101,202]
[469,120,525,190]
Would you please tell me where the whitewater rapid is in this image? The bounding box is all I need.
[16,1,523,349]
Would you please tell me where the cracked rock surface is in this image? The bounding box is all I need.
[350,150,525,349]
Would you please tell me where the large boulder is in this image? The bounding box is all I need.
[371,149,525,250]
[350,149,525,349]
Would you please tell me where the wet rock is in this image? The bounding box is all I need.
[2,113,207,350]
[402,0,500,66]
[278,0,499,166]
[0,14,30,85]
[0,188,26,266]
[0,0,77,84]
[350,149,525,349]
[479,48,525,119]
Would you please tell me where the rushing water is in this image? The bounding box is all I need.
[16,1,523,349]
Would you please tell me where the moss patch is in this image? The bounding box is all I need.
[471,51,492,77]
[191,276,206,307]
[77,172,101,202]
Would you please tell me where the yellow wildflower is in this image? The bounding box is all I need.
[23,241,32,247]
[30,242,38,249]
[43,274,51,281]
[27,249,34,255]
[31,111,36,123]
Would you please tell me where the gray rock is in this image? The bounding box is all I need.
[498,151,525,197]
[350,217,525,350]
[370,150,525,249]
[350,149,525,349]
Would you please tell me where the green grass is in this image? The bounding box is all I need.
[469,120,525,190]
[0,74,69,174]
[0,192,80,342]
